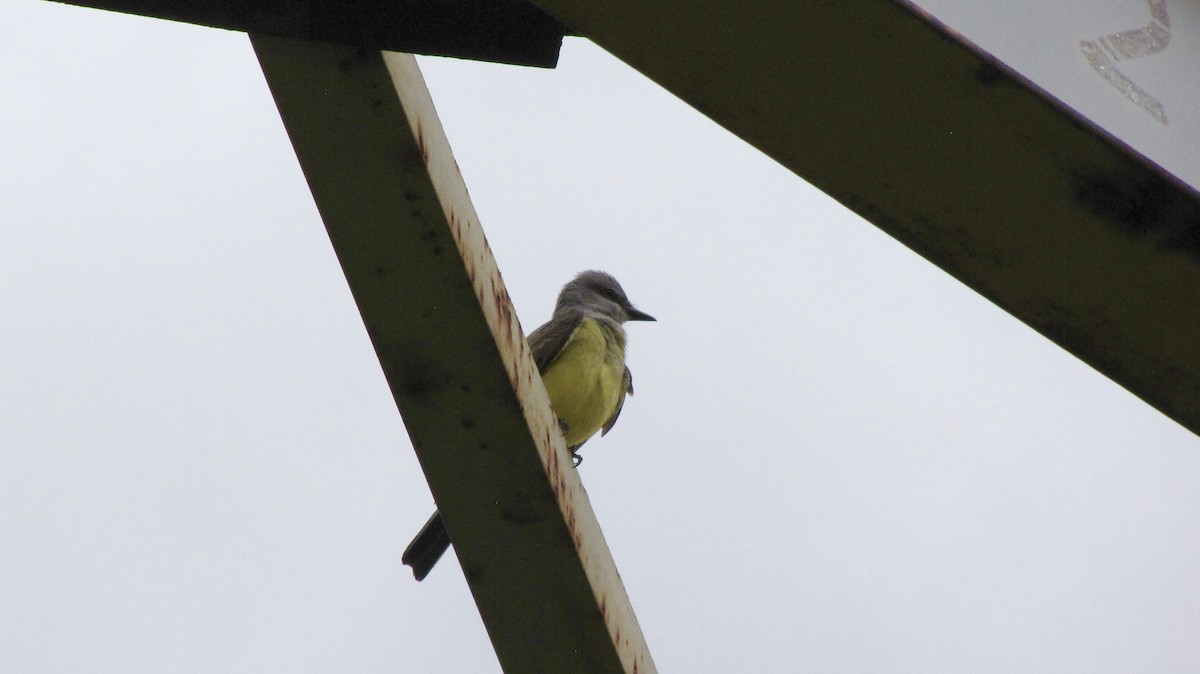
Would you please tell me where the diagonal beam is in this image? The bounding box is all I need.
[526,0,1200,436]
[250,35,654,674]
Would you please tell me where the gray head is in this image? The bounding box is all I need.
[556,270,656,324]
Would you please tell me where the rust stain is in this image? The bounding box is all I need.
[495,286,513,329]
[415,119,429,165]
[546,436,559,474]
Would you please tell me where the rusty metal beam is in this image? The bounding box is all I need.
[526,0,1200,436]
[250,35,653,674]
[49,0,568,66]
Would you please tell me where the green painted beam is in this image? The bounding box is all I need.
[50,0,568,66]
[526,0,1200,435]
[251,36,654,674]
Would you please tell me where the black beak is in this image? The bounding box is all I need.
[625,306,656,322]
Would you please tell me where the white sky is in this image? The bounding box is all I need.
[3,3,1199,673]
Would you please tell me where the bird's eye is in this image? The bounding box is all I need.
[601,288,621,303]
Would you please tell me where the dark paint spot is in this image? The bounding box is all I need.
[974,60,1007,86]
[383,348,444,401]
[400,373,434,398]
[1071,168,1200,259]
[501,507,541,525]
[335,48,370,73]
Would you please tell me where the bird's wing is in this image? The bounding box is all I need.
[601,366,634,437]
[527,310,583,374]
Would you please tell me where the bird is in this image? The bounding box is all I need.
[401,270,655,581]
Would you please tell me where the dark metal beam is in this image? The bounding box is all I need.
[51,0,568,67]
[251,36,654,673]
[526,0,1200,435]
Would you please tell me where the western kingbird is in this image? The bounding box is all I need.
[401,270,654,581]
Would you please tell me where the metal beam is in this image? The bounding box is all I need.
[50,0,568,67]
[525,0,1200,436]
[250,36,653,674]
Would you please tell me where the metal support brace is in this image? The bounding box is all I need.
[252,35,654,674]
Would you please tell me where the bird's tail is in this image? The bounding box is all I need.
[402,510,451,581]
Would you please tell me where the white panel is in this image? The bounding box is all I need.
[911,0,1200,188]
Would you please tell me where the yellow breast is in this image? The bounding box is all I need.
[540,318,626,448]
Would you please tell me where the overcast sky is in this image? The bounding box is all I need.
[3,3,1199,673]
